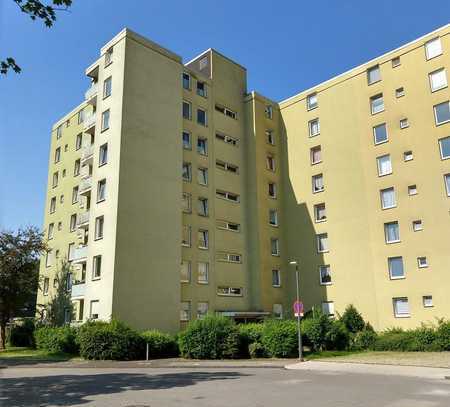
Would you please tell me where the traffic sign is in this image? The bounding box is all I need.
[293,301,304,317]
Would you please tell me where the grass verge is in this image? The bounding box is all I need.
[0,347,78,362]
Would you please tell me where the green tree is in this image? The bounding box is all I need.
[341,304,366,334]
[0,227,47,349]
[1,0,73,75]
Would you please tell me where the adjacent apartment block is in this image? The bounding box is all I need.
[37,24,450,331]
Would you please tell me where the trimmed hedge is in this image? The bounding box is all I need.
[141,330,178,358]
[34,326,78,354]
[178,315,240,359]
[261,320,298,358]
[9,319,35,348]
[300,313,331,352]
[77,320,144,360]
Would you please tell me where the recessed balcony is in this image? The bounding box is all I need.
[80,144,94,166]
[76,211,90,229]
[79,176,92,196]
[71,245,88,264]
[71,281,86,299]
[85,83,98,105]
[83,113,96,134]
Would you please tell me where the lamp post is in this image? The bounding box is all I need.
[289,260,303,361]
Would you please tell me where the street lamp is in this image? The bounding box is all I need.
[289,260,304,361]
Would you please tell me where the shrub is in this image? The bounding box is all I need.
[141,330,178,358]
[326,320,350,350]
[178,315,240,359]
[248,342,266,358]
[352,328,378,350]
[341,305,365,334]
[261,320,298,358]
[238,323,264,357]
[9,319,35,347]
[373,329,416,351]
[301,313,331,352]
[77,320,144,360]
[409,326,437,351]
[34,326,78,354]
[436,321,450,351]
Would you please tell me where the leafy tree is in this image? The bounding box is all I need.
[1,0,73,75]
[0,227,47,349]
[341,304,366,334]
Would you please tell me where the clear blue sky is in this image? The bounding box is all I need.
[1,0,449,231]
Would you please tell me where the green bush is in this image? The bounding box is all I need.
[34,326,78,354]
[261,320,298,358]
[77,320,144,360]
[141,330,178,358]
[301,312,331,352]
[436,321,450,351]
[178,315,240,359]
[326,320,350,350]
[248,342,266,358]
[9,319,35,347]
[373,329,416,351]
[352,328,378,350]
[238,323,264,357]
[341,305,365,334]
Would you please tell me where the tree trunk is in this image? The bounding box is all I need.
[0,322,6,350]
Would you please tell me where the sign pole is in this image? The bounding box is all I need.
[295,265,303,361]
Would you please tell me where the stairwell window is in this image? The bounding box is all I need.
[317,233,329,253]
[48,223,54,239]
[103,76,112,98]
[395,87,405,98]
[412,220,423,232]
[92,255,102,279]
[309,118,320,137]
[423,296,433,308]
[319,265,332,285]
[404,151,413,161]
[322,301,335,316]
[266,130,275,145]
[265,105,273,119]
[52,172,59,188]
[99,143,108,166]
[429,68,447,92]
[377,154,392,176]
[367,65,381,85]
[312,174,324,193]
[392,56,401,67]
[272,269,281,287]
[314,203,327,222]
[388,257,404,279]
[434,101,450,125]
[273,304,283,319]
[311,146,322,164]
[101,109,110,131]
[425,37,442,60]
[384,221,400,243]
[380,187,396,209]
[408,185,418,196]
[373,123,388,144]
[370,94,384,114]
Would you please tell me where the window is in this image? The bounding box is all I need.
[97,179,106,202]
[310,146,322,164]
[314,203,327,222]
[45,250,53,267]
[92,255,102,279]
[215,104,237,119]
[272,269,281,287]
[408,185,417,196]
[307,93,318,110]
[48,223,54,239]
[57,222,62,231]
[182,162,192,182]
[423,296,433,308]
[216,252,242,263]
[417,256,428,268]
[90,300,99,320]
[265,105,273,119]
[54,147,61,163]
[268,182,277,198]
[70,214,77,232]
[216,190,240,202]
[400,118,409,129]
[404,151,413,161]
[266,130,275,145]
[373,123,388,144]
[197,302,208,319]
[317,233,329,253]
[101,109,110,131]
[445,174,450,196]
[367,65,381,84]
[78,109,85,124]
[395,87,405,98]
[74,159,81,176]
[76,133,82,150]
[182,131,191,149]
[439,136,450,159]
[309,118,320,137]
[49,197,56,213]
[312,174,324,193]
[380,187,396,209]
[198,197,208,216]
[393,297,409,318]
[182,73,190,90]
[103,76,112,98]
[198,262,209,284]
[60,194,64,204]
[266,155,276,171]
[197,108,207,126]
[319,265,332,285]
[95,216,104,240]
[99,143,108,166]
[180,261,191,283]
[425,37,442,60]
[434,101,450,125]
[52,172,59,188]
[216,220,240,232]
[370,94,384,114]
[197,137,207,155]
[43,277,49,294]
[198,229,209,249]
[180,302,191,321]
[413,220,423,232]
[68,243,75,261]
[273,304,283,319]
[64,144,68,152]
[392,56,401,67]
[182,192,191,213]
[217,286,242,296]
[384,221,400,243]
[183,101,192,120]
[429,68,447,92]
[377,154,392,176]
[388,257,404,279]
[216,160,238,174]
[322,301,335,316]
[197,167,208,186]
[182,225,191,247]
[269,209,278,226]
[62,169,66,178]
[216,132,238,146]
[56,125,62,139]
[105,46,113,65]
[271,238,279,256]
[197,81,207,97]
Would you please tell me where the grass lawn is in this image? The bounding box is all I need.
[0,347,79,362]
[305,350,364,360]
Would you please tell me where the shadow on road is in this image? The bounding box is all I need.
[0,371,248,406]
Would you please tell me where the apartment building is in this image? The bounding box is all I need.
[37,25,450,331]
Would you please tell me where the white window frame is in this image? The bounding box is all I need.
[198,262,209,284]
[182,100,192,120]
[182,131,191,150]
[445,174,450,196]
[376,154,392,176]
[92,255,102,280]
[319,265,332,285]
[310,145,322,165]
[439,136,450,160]
[412,220,423,232]
[270,238,280,256]
[309,118,320,137]
[408,185,418,196]
[425,37,442,60]
[269,209,278,226]
[380,187,396,209]
[321,301,335,316]
[367,65,381,85]
[417,256,428,268]
[272,269,281,287]
[384,221,400,244]
[393,297,410,318]
[307,93,318,110]
[314,203,327,222]
[312,174,324,193]
[388,256,405,280]
[180,260,191,283]
[101,109,110,131]
[429,68,447,92]
[182,225,191,247]
[434,101,450,125]
[373,123,388,145]
[94,216,104,240]
[316,233,329,253]
[423,296,433,308]
[370,94,384,115]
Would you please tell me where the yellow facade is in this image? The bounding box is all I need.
[38,25,450,332]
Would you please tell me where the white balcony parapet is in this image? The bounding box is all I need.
[81,144,94,162]
[85,83,98,101]
[83,113,96,131]
[79,177,92,194]
[71,245,88,263]
[71,282,86,298]
[76,211,90,228]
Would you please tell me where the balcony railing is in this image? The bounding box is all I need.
[83,113,96,131]
[71,282,86,298]
[79,177,92,194]
[81,144,94,162]
[71,245,88,263]
[85,83,98,101]
[76,211,90,228]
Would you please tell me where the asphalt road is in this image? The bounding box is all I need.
[1,366,449,407]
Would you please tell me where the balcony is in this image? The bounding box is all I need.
[76,211,90,229]
[71,245,88,264]
[81,144,94,165]
[83,113,96,134]
[71,281,86,298]
[85,83,98,104]
[79,176,92,196]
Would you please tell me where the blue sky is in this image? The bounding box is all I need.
[1,0,449,230]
